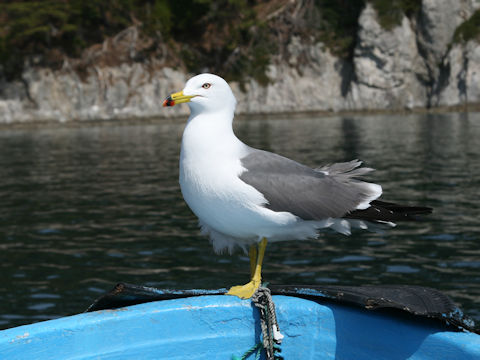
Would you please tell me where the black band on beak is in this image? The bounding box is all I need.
[163,95,175,107]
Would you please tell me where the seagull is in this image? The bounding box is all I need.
[163,73,432,299]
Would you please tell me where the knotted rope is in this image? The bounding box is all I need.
[233,286,284,360]
[251,286,284,359]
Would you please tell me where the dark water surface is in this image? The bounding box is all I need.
[1,112,479,330]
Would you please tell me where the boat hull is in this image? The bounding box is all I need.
[1,295,479,359]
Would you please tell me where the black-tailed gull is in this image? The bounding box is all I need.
[163,73,432,299]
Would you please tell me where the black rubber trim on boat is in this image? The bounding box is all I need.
[85,283,478,334]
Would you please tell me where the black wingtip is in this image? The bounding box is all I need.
[347,200,433,222]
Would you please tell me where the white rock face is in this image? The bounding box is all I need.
[466,43,480,101]
[0,1,480,123]
[418,0,479,71]
[349,3,428,110]
[0,64,190,123]
[434,41,480,106]
[235,39,348,114]
[418,0,480,105]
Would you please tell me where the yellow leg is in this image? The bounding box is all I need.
[227,238,268,299]
[249,244,257,278]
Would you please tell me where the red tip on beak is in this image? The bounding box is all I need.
[163,96,175,107]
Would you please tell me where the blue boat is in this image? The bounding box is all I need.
[1,284,479,359]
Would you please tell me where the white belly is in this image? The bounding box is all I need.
[178,116,325,253]
[180,155,269,239]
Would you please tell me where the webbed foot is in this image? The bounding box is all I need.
[226,280,261,299]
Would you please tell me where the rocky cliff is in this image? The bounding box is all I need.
[0,0,479,123]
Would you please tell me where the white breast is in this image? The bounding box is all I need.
[180,113,296,239]
[179,112,332,254]
[180,118,258,237]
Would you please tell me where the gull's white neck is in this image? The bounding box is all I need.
[181,109,247,161]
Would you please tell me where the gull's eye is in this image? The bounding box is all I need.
[202,83,211,89]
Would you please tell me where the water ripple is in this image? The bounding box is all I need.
[0,113,479,329]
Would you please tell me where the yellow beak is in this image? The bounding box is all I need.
[163,91,196,107]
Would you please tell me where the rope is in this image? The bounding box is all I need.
[231,342,262,360]
[251,286,284,360]
[232,286,284,360]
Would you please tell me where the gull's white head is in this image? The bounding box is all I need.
[163,73,237,115]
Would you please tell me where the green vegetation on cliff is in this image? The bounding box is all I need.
[0,0,434,83]
[310,0,364,58]
[0,0,267,82]
[370,0,421,30]
[453,9,480,43]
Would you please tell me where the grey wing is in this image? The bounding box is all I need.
[239,149,381,220]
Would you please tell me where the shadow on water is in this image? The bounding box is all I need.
[0,112,479,329]
[340,117,362,160]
